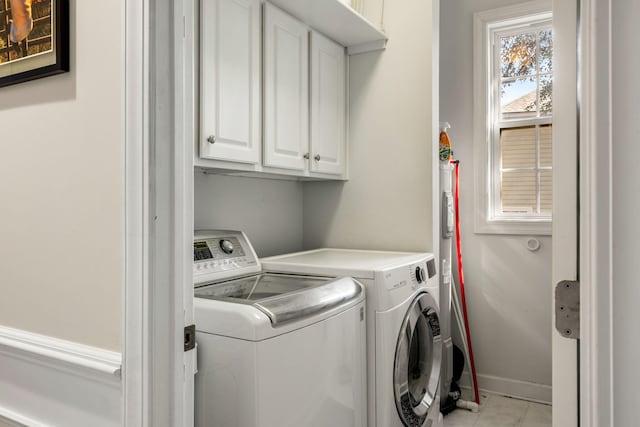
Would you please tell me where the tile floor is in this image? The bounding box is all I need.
[443,392,552,427]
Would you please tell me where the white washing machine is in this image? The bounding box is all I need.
[262,249,443,427]
[194,231,367,427]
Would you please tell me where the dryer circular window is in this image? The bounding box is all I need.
[394,292,442,427]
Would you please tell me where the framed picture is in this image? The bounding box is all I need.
[0,0,69,88]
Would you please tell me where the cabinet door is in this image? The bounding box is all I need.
[309,31,347,175]
[200,0,261,164]
[263,3,309,171]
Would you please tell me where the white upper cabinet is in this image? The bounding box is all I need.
[200,0,261,164]
[309,31,347,175]
[198,1,351,179]
[263,3,309,171]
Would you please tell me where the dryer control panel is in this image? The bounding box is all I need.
[193,230,260,286]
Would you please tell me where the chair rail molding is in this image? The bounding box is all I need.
[0,326,121,382]
[0,326,122,427]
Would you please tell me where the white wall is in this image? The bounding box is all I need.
[441,0,552,400]
[303,0,434,253]
[0,1,123,352]
[612,1,640,424]
[194,173,304,257]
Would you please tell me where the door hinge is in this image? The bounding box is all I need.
[555,280,579,339]
[184,324,196,351]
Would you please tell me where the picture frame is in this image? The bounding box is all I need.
[0,0,69,88]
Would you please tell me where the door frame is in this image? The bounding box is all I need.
[578,0,613,425]
[123,0,196,425]
[121,0,615,425]
[123,0,149,423]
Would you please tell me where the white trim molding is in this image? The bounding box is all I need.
[0,407,43,427]
[174,0,197,424]
[473,1,553,236]
[123,0,150,425]
[431,0,440,285]
[0,326,121,382]
[579,0,613,426]
[459,372,552,405]
[0,326,122,427]
[124,0,197,424]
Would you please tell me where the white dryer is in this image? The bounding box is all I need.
[262,249,443,427]
[194,231,367,427]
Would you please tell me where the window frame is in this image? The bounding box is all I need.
[473,1,553,235]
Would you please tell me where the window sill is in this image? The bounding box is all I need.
[475,218,552,236]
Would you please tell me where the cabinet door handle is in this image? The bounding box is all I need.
[314,154,321,161]
[303,153,310,159]
[207,135,216,144]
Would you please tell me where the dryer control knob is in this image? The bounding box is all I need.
[416,266,426,283]
[219,239,234,254]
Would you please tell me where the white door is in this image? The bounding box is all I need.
[263,3,309,171]
[551,0,578,425]
[200,0,261,164]
[309,31,347,176]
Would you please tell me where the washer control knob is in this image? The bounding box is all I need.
[219,239,234,254]
[416,266,426,283]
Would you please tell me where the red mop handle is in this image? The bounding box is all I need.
[453,160,480,405]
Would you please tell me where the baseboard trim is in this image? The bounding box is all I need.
[0,326,121,385]
[459,372,552,404]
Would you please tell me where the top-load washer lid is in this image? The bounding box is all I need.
[195,273,363,326]
[262,248,435,280]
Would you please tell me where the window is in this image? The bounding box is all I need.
[474,3,553,235]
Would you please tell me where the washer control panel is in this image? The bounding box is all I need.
[194,236,245,261]
[379,254,438,308]
[381,254,437,292]
[193,230,260,285]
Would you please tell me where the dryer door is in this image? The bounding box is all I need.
[394,292,442,427]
